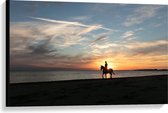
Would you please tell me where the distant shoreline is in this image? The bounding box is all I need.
[133,69,168,71]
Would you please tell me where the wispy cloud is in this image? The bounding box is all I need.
[71,16,90,21]
[123,6,162,26]
[89,34,107,45]
[135,27,144,32]
[89,39,168,57]
[122,31,136,40]
[30,16,89,27]
[77,25,102,35]
[30,16,113,31]
[125,40,168,51]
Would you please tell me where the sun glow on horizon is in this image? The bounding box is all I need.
[92,58,117,70]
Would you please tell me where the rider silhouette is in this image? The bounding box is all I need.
[105,61,108,71]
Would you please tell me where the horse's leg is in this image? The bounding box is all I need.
[102,73,104,79]
[110,72,112,79]
[105,74,107,78]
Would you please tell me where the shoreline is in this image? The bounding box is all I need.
[7,75,168,106]
[10,74,168,84]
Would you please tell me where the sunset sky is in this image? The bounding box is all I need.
[10,1,168,70]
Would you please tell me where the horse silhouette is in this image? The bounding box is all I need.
[100,65,115,79]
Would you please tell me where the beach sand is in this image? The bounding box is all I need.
[7,75,167,106]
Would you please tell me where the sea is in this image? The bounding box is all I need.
[10,70,168,83]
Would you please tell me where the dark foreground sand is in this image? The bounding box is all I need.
[7,75,167,106]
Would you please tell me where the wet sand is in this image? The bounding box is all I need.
[7,75,167,106]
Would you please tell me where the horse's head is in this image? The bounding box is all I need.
[100,65,104,70]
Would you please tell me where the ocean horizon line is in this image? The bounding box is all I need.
[10,68,168,72]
